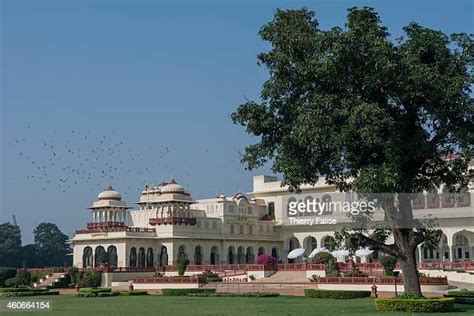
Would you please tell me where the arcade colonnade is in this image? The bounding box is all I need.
[78,240,283,268]
[286,229,474,263]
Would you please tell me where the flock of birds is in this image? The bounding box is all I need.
[13,127,181,196]
[13,126,250,199]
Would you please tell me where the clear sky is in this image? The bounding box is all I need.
[1,0,472,243]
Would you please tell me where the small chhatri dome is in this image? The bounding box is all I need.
[98,185,122,200]
[161,179,186,194]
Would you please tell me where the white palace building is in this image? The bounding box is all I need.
[72,174,474,269]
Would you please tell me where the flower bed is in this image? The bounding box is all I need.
[375,297,454,313]
[304,289,371,299]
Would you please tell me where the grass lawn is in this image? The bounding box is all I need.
[1,295,474,316]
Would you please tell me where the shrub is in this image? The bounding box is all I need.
[248,275,256,281]
[0,268,17,287]
[31,272,47,283]
[0,287,30,293]
[77,288,111,297]
[68,267,79,284]
[446,289,474,297]
[304,289,371,299]
[161,288,216,296]
[205,277,223,282]
[308,274,320,282]
[375,298,454,313]
[98,292,119,297]
[177,256,189,276]
[0,289,59,297]
[119,290,148,296]
[312,252,339,276]
[78,271,101,288]
[255,254,277,265]
[188,292,280,297]
[380,256,398,276]
[341,270,368,277]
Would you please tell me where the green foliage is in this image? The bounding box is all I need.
[177,256,188,276]
[248,275,256,281]
[97,292,119,297]
[31,272,47,283]
[119,290,148,296]
[304,289,371,299]
[161,288,216,296]
[0,287,30,293]
[447,290,474,297]
[68,266,79,284]
[5,269,31,287]
[380,256,398,276]
[231,5,473,296]
[375,297,454,312]
[0,268,17,287]
[77,271,101,288]
[34,223,70,267]
[77,287,111,297]
[0,223,22,267]
[187,292,280,297]
[311,252,339,276]
[0,288,59,297]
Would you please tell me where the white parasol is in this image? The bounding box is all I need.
[308,247,329,258]
[287,248,306,259]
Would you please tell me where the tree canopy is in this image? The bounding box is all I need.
[232,7,473,296]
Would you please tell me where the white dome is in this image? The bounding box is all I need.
[98,186,122,200]
[160,179,185,194]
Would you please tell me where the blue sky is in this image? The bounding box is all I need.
[1,0,472,243]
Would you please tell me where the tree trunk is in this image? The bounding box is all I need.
[394,231,422,297]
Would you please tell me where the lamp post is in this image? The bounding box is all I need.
[393,271,400,297]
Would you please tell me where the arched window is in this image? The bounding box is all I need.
[258,247,265,255]
[159,246,168,266]
[178,245,187,261]
[138,247,146,268]
[94,246,106,267]
[83,247,93,268]
[227,247,235,264]
[305,236,317,252]
[129,247,137,267]
[194,246,203,265]
[268,202,275,217]
[107,245,118,268]
[322,236,336,251]
[271,247,278,260]
[146,248,154,267]
[210,246,219,265]
[246,247,254,263]
[239,225,244,235]
[237,246,245,264]
[248,226,253,235]
[230,225,234,234]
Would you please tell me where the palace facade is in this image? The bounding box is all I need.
[72,175,473,268]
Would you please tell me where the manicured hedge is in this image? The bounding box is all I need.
[119,290,148,296]
[304,289,371,299]
[98,292,119,297]
[0,287,30,293]
[446,290,474,297]
[161,288,216,296]
[77,288,112,297]
[375,298,454,313]
[188,292,280,297]
[0,289,59,297]
[0,268,18,287]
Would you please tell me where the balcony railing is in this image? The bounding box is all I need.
[149,217,197,226]
[87,222,126,230]
[76,223,155,234]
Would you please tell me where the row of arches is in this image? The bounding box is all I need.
[82,245,118,268]
[227,246,279,264]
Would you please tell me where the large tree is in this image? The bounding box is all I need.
[0,222,22,267]
[33,222,70,267]
[232,7,472,296]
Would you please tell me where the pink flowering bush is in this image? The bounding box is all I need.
[256,254,277,265]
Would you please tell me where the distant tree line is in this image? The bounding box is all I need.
[0,222,71,268]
